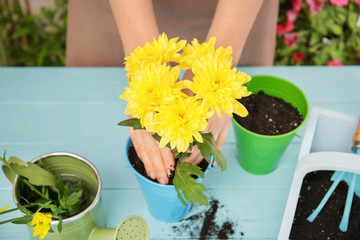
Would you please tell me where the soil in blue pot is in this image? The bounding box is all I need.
[128,145,210,184]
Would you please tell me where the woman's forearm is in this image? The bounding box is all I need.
[206,0,264,66]
[109,0,159,56]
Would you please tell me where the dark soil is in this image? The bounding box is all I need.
[234,91,303,135]
[128,145,210,185]
[171,199,241,239]
[290,171,360,239]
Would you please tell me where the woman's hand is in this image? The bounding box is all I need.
[183,113,231,166]
[129,127,175,185]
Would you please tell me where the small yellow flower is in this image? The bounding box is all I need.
[31,212,52,240]
[0,205,9,213]
[183,59,251,117]
[152,96,213,153]
[179,37,233,70]
[125,33,186,78]
[120,63,185,129]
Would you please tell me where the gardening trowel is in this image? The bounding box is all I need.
[307,117,360,232]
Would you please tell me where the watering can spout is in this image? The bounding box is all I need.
[88,215,149,240]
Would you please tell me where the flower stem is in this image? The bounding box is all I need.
[0,207,18,215]
[22,179,49,201]
[0,216,25,225]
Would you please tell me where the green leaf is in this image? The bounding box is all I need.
[330,24,343,36]
[11,28,31,39]
[11,162,57,187]
[309,32,321,46]
[17,203,33,216]
[118,118,143,130]
[173,162,208,206]
[176,153,191,161]
[57,217,62,233]
[11,215,33,224]
[195,133,227,171]
[60,190,83,209]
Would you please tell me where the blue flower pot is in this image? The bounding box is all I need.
[126,138,213,222]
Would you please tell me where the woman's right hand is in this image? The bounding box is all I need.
[129,127,175,185]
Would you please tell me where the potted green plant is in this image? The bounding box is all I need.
[0,152,104,239]
[232,75,309,175]
[118,33,252,222]
[0,152,150,240]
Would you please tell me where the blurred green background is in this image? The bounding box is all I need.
[0,0,359,66]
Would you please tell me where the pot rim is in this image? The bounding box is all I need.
[126,138,213,188]
[232,75,309,138]
[12,152,102,225]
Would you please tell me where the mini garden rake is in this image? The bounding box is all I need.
[307,118,360,232]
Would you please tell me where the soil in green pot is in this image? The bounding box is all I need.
[234,91,303,135]
[128,145,210,185]
[290,171,360,239]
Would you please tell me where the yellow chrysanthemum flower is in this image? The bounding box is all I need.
[183,59,252,118]
[179,37,233,70]
[125,33,186,77]
[0,205,9,213]
[120,63,185,129]
[31,212,52,240]
[152,96,213,153]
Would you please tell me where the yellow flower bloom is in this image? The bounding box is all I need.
[0,205,9,213]
[31,212,52,240]
[120,63,185,129]
[179,37,233,70]
[152,96,213,153]
[125,33,186,77]
[184,59,252,117]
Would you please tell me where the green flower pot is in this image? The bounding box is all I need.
[232,75,309,175]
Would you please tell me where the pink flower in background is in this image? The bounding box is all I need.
[327,60,344,66]
[292,0,302,13]
[306,0,325,14]
[284,33,299,47]
[287,10,298,22]
[276,21,294,35]
[354,0,360,5]
[329,0,348,6]
[293,51,305,63]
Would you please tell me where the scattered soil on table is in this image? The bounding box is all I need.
[171,199,242,239]
[290,171,360,239]
[234,91,303,135]
[128,145,210,185]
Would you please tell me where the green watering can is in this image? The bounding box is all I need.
[2,152,150,240]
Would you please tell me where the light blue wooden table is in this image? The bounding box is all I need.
[0,67,359,239]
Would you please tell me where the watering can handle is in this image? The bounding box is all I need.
[353,118,360,144]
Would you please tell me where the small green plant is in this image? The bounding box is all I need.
[0,0,67,66]
[0,153,90,239]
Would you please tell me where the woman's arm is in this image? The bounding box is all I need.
[109,0,159,56]
[207,0,264,66]
[184,0,264,165]
[110,0,174,185]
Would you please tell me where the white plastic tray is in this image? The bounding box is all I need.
[278,107,360,239]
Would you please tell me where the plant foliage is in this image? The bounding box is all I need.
[0,0,67,66]
[275,0,360,66]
